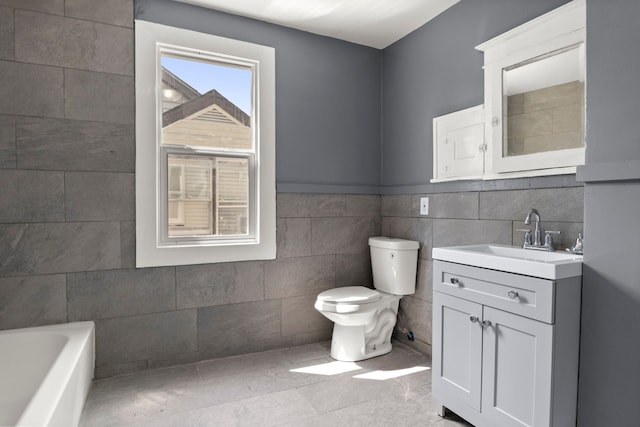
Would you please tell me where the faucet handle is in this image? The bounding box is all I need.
[544,230,561,250]
[566,232,584,254]
[516,228,532,246]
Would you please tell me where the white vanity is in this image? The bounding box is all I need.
[431,244,583,427]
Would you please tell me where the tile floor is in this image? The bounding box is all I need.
[80,341,472,427]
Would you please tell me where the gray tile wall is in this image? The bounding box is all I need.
[381,187,584,356]
[0,0,381,379]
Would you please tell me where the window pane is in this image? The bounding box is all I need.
[168,165,183,194]
[160,55,252,150]
[216,158,249,236]
[167,154,248,237]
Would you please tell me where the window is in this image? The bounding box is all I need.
[135,20,276,267]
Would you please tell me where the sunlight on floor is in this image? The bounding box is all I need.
[290,360,362,376]
[290,360,430,381]
[353,365,430,381]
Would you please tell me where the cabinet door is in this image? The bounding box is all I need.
[481,307,553,427]
[432,292,483,410]
[432,105,485,181]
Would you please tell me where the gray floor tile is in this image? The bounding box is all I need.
[280,341,331,364]
[129,389,316,427]
[80,342,473,427]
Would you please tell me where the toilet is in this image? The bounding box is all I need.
[315,236,419,361]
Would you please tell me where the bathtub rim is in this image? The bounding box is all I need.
[3,321,96,427]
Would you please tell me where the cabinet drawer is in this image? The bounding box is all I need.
[434,260,555,323]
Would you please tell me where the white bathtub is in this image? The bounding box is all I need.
[0,322,95,427]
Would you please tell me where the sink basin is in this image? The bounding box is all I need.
[432,244,583,280]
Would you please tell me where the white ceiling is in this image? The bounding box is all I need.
[176,0,460,49]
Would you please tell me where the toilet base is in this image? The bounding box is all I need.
[330,329,393,361]
[329,305,399,362]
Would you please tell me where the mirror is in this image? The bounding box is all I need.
[502,44,585,158]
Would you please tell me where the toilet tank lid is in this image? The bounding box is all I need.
[317,286,381,304]
[369,236,419,250]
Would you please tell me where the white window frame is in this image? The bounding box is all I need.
[135,20,276,268]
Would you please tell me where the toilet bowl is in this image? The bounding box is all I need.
[315,237,419,362]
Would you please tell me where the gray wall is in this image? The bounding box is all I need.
[136,0,382,195]
[380,0,571,193]
[0,0,379,379]
[575,0,640,424]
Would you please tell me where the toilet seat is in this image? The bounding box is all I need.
[316,286,381,304]
[315,286,384,314]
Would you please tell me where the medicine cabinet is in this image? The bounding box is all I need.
[432,0,585,182]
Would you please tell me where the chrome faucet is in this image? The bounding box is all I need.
[519,209,561,251]
[524,208,542,247]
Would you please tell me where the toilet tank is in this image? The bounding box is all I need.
[369,237,419,295]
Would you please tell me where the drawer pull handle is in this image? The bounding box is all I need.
[469,316,479,323]
[481,320,492,328]
[450,277,460,285]
[507,290,519,299]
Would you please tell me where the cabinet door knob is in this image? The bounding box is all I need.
[507,290,519,299]
[469,315,479,323]
[481,320,492,328]
[450,277,460,285]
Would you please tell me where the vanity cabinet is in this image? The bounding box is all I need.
[432,260,581,427]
